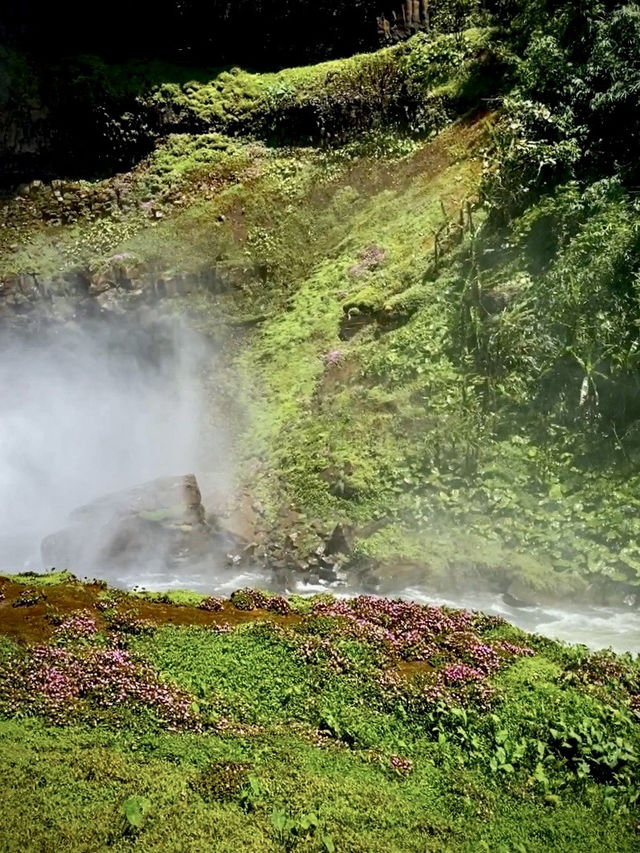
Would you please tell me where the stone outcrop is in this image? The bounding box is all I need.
[0,255,247,331]
[41,475,214,574]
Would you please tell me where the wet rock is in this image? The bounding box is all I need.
[505,575,589,608]
[41,474,214,573]
[94,290,127,313]
[504,579,545,608]
[586,579,640,609]
[317,561,339,582]
[502,591,535,609]
[375,559,426,595]
[214,494,261,548]
[324,523,353,557]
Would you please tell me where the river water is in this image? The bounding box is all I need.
[1,315,638,655]
[105,559,640,655]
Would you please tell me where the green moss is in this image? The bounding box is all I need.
[0,570,77,587]
[227,123,484,533]
[0,585,638,852]
[133,589,207,607]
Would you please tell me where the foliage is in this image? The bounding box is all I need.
[11,588,46,608]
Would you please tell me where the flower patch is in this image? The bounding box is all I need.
[0,642,200,730]
[305,595,534,709]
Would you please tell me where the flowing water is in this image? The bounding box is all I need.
[105,560,640,654]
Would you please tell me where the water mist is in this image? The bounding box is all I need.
[0,313,228,580]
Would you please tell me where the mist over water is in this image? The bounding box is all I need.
[0,314,226,573]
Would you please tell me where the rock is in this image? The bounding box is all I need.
[324,523,353,556]
[504,575,589,608]
[504,579,544,608]
[214,493,260,547]
[502,591,535,609]
[87,277,113,296]
[586,579,640,609]
[94,290,126,313]
[41,474,213,573]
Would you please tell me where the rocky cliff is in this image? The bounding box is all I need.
[0,1,490,184]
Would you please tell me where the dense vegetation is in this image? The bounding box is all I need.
[4,2,640,600]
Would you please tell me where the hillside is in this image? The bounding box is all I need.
[3,8,640,607]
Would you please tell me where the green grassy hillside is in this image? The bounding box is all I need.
[3,7,640,602]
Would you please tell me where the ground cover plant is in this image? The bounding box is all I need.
[0,573,638,851]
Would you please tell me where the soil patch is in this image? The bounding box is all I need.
[0,577,300,645]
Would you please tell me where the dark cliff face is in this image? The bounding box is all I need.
[4,1,384,67]
[0,0,386,185]
[0,0,489,185]
[3,1,457,67]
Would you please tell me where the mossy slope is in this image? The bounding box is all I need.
[2,24,640,600]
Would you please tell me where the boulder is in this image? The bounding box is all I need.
[504,574,589,608]
[324,523,353,557]
[41,474,213,573]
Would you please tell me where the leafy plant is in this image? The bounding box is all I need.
[122,794,151,832]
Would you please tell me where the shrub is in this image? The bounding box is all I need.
[264,595,291,616]
[198,596,225,612]
[108,610,156,636]
[12,588,46,608]
[230,589,256,611]
[54,611,99,642]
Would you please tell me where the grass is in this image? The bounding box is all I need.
[0,575,638,852]
[1,570,78,586]
[0,720,634,851]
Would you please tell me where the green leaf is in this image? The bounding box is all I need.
[322,835,336,853]
[248,775,264,796]
[123,795,150,829]
[270,808,287,833]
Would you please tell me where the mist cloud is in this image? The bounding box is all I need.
[0,313,225,574]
